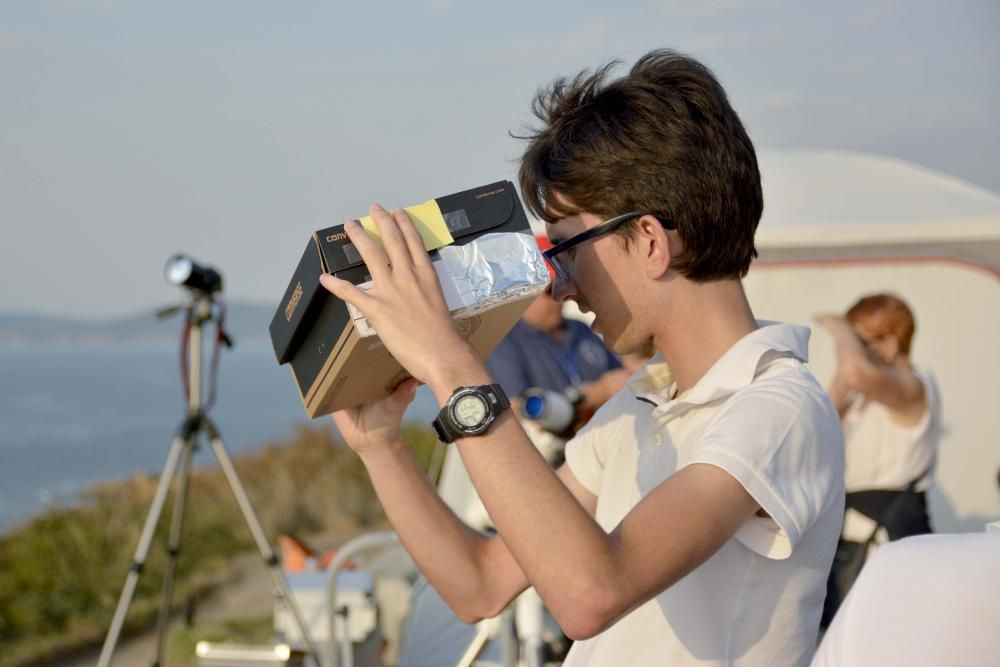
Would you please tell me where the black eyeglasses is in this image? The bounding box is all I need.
[542,211,675,282]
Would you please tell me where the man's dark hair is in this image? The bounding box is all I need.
[518,49,762,281]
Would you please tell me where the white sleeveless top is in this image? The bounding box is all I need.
[842,370,941,494]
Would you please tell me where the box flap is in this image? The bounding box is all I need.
[437,180,517,243]
[316,180,519,274]
[268,238,327,364]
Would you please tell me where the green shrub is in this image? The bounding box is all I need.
[0,422,441,667]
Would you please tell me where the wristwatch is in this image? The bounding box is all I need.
[432,384,510,443]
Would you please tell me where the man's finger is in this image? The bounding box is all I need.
[320,273,376,312]
[370,204,413,273]
[344,218,390,281]
[393,207,434,271]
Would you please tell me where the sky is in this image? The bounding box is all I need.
[1,0,998,319]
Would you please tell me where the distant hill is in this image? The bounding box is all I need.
[0,301,276,345]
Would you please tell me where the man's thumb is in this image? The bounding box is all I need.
[392,377,418,405]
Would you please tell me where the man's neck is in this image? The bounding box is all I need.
[651,279,758,395]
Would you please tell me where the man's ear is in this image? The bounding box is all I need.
[636,215,675,279]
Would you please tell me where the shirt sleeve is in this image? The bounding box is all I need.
[687,369,844,559]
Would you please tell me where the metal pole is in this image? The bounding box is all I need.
[324,532,400,667]
[188,295,208,411]
[151,294,207,666]
[499,606,518,667]
[96,432,188,667]
[151,435,195,666]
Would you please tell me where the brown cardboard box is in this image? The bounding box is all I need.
[269,181,546,418]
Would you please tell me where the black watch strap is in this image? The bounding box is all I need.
[432,383,509,444]
[432,413,461,444]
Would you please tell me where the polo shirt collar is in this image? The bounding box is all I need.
[628,321,811,408]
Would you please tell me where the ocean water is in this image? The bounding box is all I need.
[0,342,440,533]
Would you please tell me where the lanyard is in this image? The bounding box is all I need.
[545,326,583,387]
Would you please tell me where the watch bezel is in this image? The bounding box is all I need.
[446,386,496,436]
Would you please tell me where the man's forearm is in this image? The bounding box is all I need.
[358,438,518,621]
[429,361,622,629]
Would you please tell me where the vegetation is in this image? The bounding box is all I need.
[0,422,442,667]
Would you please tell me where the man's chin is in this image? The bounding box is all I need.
[608,333,653,358]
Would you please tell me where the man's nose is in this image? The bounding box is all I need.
[550,276,577,304]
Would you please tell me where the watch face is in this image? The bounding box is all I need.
[453,394,489,428]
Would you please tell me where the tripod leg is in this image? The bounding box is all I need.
[152,434,196,667]
[201,418,326,667]
[97,433,188,667]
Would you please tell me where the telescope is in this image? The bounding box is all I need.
[520,387,583,437]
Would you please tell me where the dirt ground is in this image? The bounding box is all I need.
[53,534,418,667]
[54,548,277,667]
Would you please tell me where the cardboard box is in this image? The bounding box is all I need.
[269,180,545,418]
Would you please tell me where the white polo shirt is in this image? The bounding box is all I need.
[563,322,845,667]
[842,369,941,493]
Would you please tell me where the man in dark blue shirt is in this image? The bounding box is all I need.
[486,293,626,425]
[485,237,629,448]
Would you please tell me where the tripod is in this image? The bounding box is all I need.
[98,291,322,667]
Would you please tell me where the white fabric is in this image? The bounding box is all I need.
[811,521,1000,667]
[842,370,941,493]
[563,322,845,667]
[841,370,941,542]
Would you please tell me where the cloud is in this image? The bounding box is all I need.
[42,0,129,14]
[830,51,919,75]
[428,0,453,10]
[482,17,612,63]
[0,28,29,54]
[967,48,1000,69]
[662,0,785,22]
[741,89,996,146]
[681,28,799,54]
[851,2,899,31]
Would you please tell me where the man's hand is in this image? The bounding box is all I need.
[332,378,418,455]
[319,204,477,388]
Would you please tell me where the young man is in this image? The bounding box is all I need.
[320,50,844,666]
[815,293,941,623]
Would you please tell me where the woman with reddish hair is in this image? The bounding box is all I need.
[816,293,942,626]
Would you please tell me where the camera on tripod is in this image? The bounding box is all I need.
[165,254,224,294]
[519,386,583,438]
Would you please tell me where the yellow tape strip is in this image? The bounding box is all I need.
[358,199,453,253]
